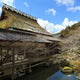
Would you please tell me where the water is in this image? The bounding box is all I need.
[48,71,78,80]
[1,64,78,80]
[15,64,59,80]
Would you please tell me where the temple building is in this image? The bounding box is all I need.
[0,4,62,79]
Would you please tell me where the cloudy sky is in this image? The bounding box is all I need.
[0,0,80,34]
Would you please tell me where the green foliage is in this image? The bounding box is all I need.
[70,24,77,30]
[59,42,63,47]
[77,50,80,54]
[60,22,80,38]
[68,64,73,67]
[61,60,70,67]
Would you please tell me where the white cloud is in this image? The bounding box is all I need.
[46,8,56,16]
[67,6,80,12]
[37,19,54,33]
[55,0,75,6]
[0,7,2,13]
[62,18,77,27]
[0,0,15,6]
[0,7,2,15]
[37,18,77,34]
[24,2,29,8]
[0,0,15,15]
[55,0,80,12]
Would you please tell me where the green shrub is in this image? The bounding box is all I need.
[61,60,70,67]
[77,50,80,54]
[60,22,80,38]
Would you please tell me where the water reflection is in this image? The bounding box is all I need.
[2,64,78,80]
[15,64,59,80]
[48,70,78,80]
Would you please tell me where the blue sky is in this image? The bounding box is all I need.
[0,0,80,34]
